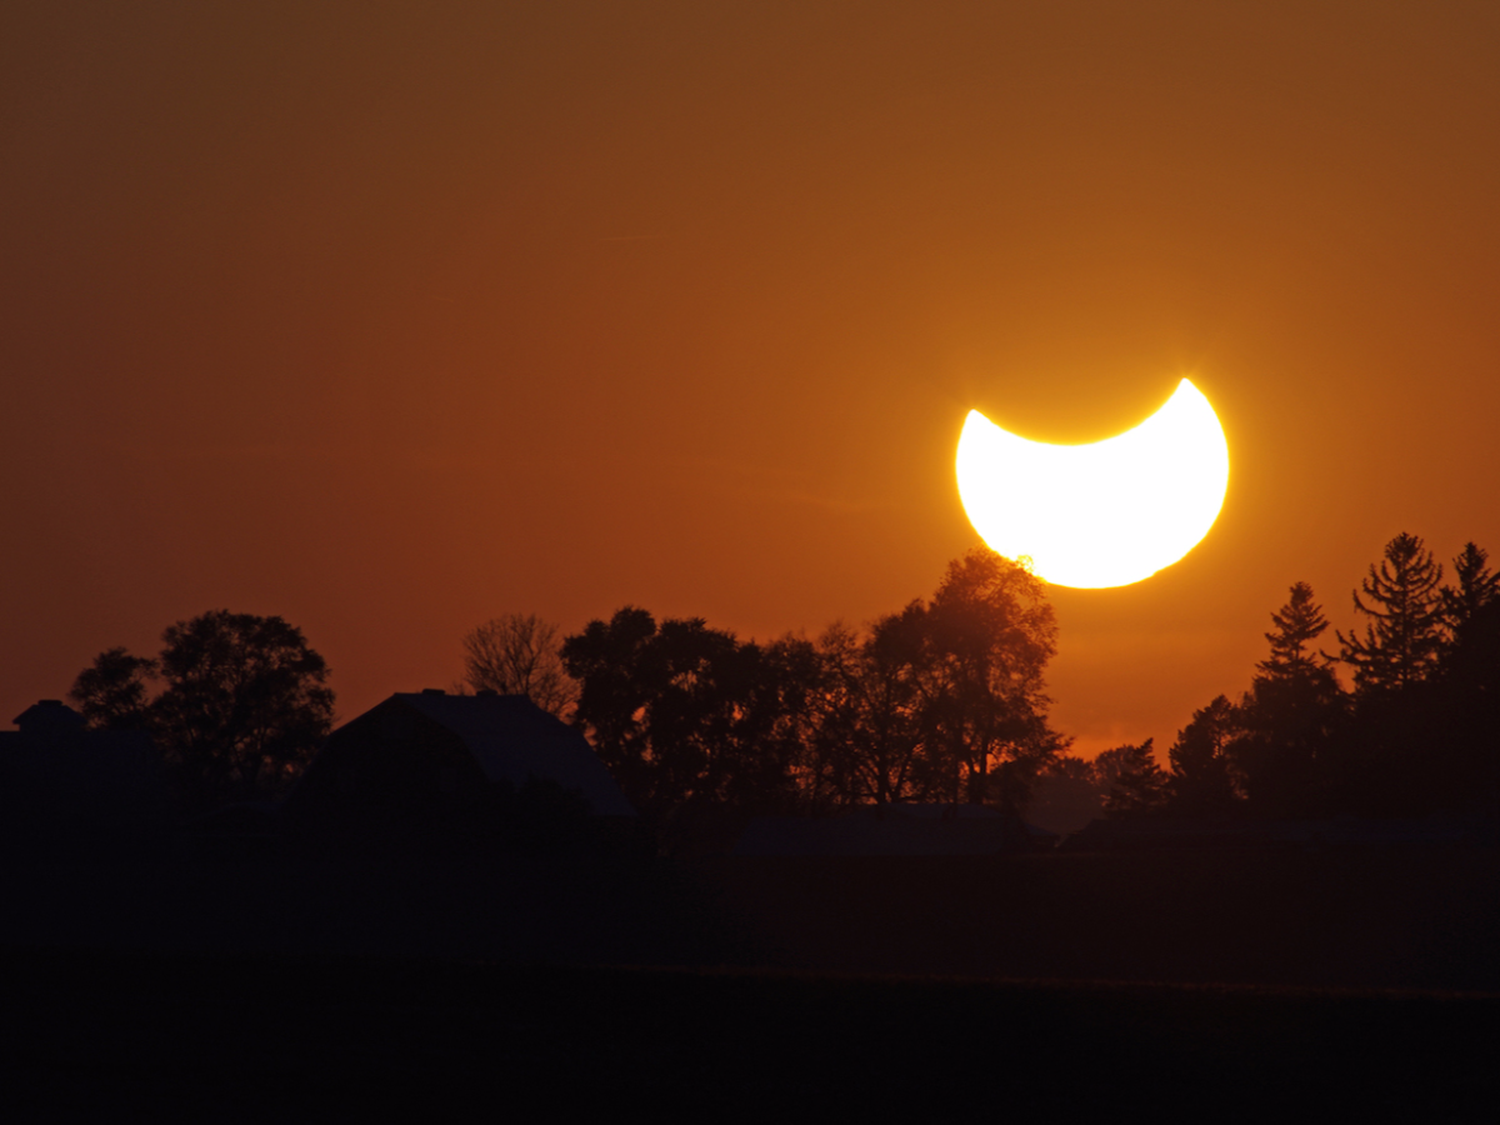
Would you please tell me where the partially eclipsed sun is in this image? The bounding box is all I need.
[955,379,1229,588]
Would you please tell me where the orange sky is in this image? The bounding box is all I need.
[4,2,1499,757]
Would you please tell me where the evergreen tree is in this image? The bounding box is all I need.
[1235,583,1345,816]
[1336,532,1445,694]
[1099,739,1169,816]
[1441,542,1500,639]
[1430,598,1500,815]
[1260,582,1331,679]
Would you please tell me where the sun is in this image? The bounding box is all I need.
[955,379,1229,588]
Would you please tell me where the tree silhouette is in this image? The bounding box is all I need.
[461,613,575,718]
[794,622,878,809]
[1147,538,1500,819]
[795,550,1065,809]
[70,647,158,731]
[560,606,666,812]
[155,611,334,801]
[1233,583,1346,816]
[1430,597,1500,814]
[920,549,1065,809]
[71,610,334,805]
[808,615,929,806]
[1166,695,1242,815]
[1099,739,1168,816]
[1336,532,1446,695]
[1261,582,1332,679]
[562,608,778,820]
[721,633,825,815]
[1441,542,1500,639]
[560,550,1065,824]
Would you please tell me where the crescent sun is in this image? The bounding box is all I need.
[955,378,1229,589]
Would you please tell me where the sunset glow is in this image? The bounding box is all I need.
[955,379,1230,588]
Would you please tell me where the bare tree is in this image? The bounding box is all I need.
[461,613,576,718]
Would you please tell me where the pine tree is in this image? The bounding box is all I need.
[1336,533,1445,694]
[1441,542,1500,639]
[1260,582,1331,679]
[1098,739,1169,816]
[1235,583,1345,815]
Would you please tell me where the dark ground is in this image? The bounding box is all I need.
[3,837,1498,1116]
[703,846,1500,990]
[4,948,1496,1119]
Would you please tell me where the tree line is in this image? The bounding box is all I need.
[68,533,1500,825]
[68,549,1070,820]
[463,549,1069,826]
[1075,533,1500,821]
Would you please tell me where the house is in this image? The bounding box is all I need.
[0,699,168,839]
[286,690,635,827]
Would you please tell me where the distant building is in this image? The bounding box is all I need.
[286,690,635,825]
[0,699,169,839]
[733,802,1049,857]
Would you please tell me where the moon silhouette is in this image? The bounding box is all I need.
[955,378,1229,588]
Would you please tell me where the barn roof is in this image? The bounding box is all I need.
[391,692,635,817]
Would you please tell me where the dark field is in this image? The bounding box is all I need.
[4,948,1497,1118]
[705,847,1500,990]
[4,842,1499,1115]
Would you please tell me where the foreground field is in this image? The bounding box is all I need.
[4,841,1499,1112]
[702,846,1500,989]
[4,838,1500,988]
[2,947,1496,1117]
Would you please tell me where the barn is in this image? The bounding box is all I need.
[287,690,635,825]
